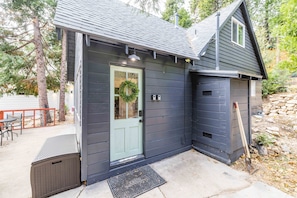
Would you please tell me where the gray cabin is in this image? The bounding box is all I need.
[54,0,267,185]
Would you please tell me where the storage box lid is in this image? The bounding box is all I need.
[33,134,79,163]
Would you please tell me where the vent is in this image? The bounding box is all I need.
[202,91,212,96]
[203,132,212,139]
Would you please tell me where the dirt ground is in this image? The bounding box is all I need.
[231,93,297,197]
[56,113,75,125]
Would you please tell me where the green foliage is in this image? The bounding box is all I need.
[4,0,56,21]
[190,0,233,21]
[119,80,139,103]
[0,0,61,96]
[177,8,192,28]
[271,0,297,73]
[277,0,297,53]
[162,0,193,28]
[64,105,69,115]
[277,55,297,73]
[262,69,290,97]
[255,133,275,146]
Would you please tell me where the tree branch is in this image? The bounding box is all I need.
[44,55,58,72]
[5,39,34,53]
[26,49,35,57]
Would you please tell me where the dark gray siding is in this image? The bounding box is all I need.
[192,76,250,164]
[192,76,231,163]
[67,31,75,81]
[230,79,250,157]
[83,41,111,182]
[81,40,191,184]
[145,59,192,157]
[194,6,261,76]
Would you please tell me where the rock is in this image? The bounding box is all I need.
[293,126,297,132]
[287,100,297,104]
[280,94,289,98]
[282,125,293,132]
[268,113,278,117]
[266,130,280,137]
[278,111,287,115]
[266,126,280,132]
[253,115,263,119]
[269,146,281,155]
[286,103,295,107]
[257,144,268,156]
[287,111,295,115]
[252,127,260,133]
[266,118,275,123]
[281,144,291,154]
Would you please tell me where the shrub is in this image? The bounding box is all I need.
[262,69,290,97]
[255,133,274,146]
[64,105,69,115]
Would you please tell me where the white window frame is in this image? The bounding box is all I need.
[231,17,245,47]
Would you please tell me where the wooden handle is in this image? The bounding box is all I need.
[234,102,251,159]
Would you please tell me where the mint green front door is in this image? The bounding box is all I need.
[110,66,143,162]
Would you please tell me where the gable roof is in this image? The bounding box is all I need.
[186,0,242,58]
[54,0,196,60]
[187,0,267,79]
[54,0,267,79]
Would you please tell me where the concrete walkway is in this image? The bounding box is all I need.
[53,150,291,198]
[0,124,292,198]
[0,124,75,198]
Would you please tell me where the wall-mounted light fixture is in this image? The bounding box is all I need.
[128,49,140,61]
[185,58,191,63]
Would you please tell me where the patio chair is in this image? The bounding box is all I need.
[0,126,9,146]
[7,113,23,135]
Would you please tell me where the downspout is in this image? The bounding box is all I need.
[216,12,220,70]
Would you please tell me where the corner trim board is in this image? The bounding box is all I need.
[85,35,90,47]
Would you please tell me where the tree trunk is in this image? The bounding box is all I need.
[59,29,67,121]
[33,17,51,126]
[264,0,271,44]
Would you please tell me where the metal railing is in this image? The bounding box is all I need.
[0,108,56,129]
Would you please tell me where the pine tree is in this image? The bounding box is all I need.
[1,0,60,125]
[162,0,193,28]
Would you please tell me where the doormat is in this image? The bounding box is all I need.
[107,165,166,198]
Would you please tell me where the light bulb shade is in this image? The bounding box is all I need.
[128,53,140,61]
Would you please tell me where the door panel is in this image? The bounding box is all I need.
[110,66,143,162]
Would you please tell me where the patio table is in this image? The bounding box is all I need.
[0,117,17,146]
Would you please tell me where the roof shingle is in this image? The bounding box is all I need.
[54,0,197,59]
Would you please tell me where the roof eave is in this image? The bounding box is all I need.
[190,69,263,80]
[54,24,199,61]
[241,1,268,79]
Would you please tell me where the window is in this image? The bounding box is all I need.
[231,17,245,47]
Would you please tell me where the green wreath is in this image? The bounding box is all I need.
[119,80,139,103]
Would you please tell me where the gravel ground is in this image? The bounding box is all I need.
[231,94,297,197]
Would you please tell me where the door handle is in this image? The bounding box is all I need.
[139,120,142,123]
